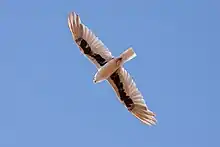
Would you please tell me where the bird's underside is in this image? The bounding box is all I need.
[68,11,157,125]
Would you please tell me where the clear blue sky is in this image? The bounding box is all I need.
[1,0,219,147]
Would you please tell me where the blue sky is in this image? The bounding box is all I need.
[1,0,220,147]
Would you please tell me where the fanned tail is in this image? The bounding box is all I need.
[119,47,136,63]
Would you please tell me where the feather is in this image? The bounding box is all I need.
[68,12,113,69]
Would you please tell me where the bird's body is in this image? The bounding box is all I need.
[93,58,121,83]
[94,47,136,83]
[68,11,157,125]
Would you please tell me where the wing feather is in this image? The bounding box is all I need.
[68,12,113,68]
[107,67,157,125]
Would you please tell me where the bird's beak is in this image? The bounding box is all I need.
[93,77,97,84]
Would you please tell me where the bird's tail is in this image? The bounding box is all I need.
[119,47,137,63]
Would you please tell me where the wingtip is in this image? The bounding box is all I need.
[68,11,76,16]
[131,106,157,126]
[67,11,78,24]
[68,11,80,20]
[67,11,83,40]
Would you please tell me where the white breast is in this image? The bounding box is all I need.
[93,58,119,83]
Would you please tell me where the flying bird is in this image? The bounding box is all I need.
[68,11,157,125]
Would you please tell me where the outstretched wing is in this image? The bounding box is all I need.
[107,67,157,126]
[68,12,113,68]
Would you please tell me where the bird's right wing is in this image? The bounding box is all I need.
[68,12,113,68]
[107,67,157,125]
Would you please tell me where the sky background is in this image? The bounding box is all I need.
[1,0,220,147]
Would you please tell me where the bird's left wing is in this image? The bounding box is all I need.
[107,67,157,126]
[68,12,113,68]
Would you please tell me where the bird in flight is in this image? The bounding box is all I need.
[68,11,157,125]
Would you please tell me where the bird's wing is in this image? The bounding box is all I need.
[68,12,113,68]
[107,67,157,126]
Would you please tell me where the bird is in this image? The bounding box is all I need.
[67,11,157,126]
